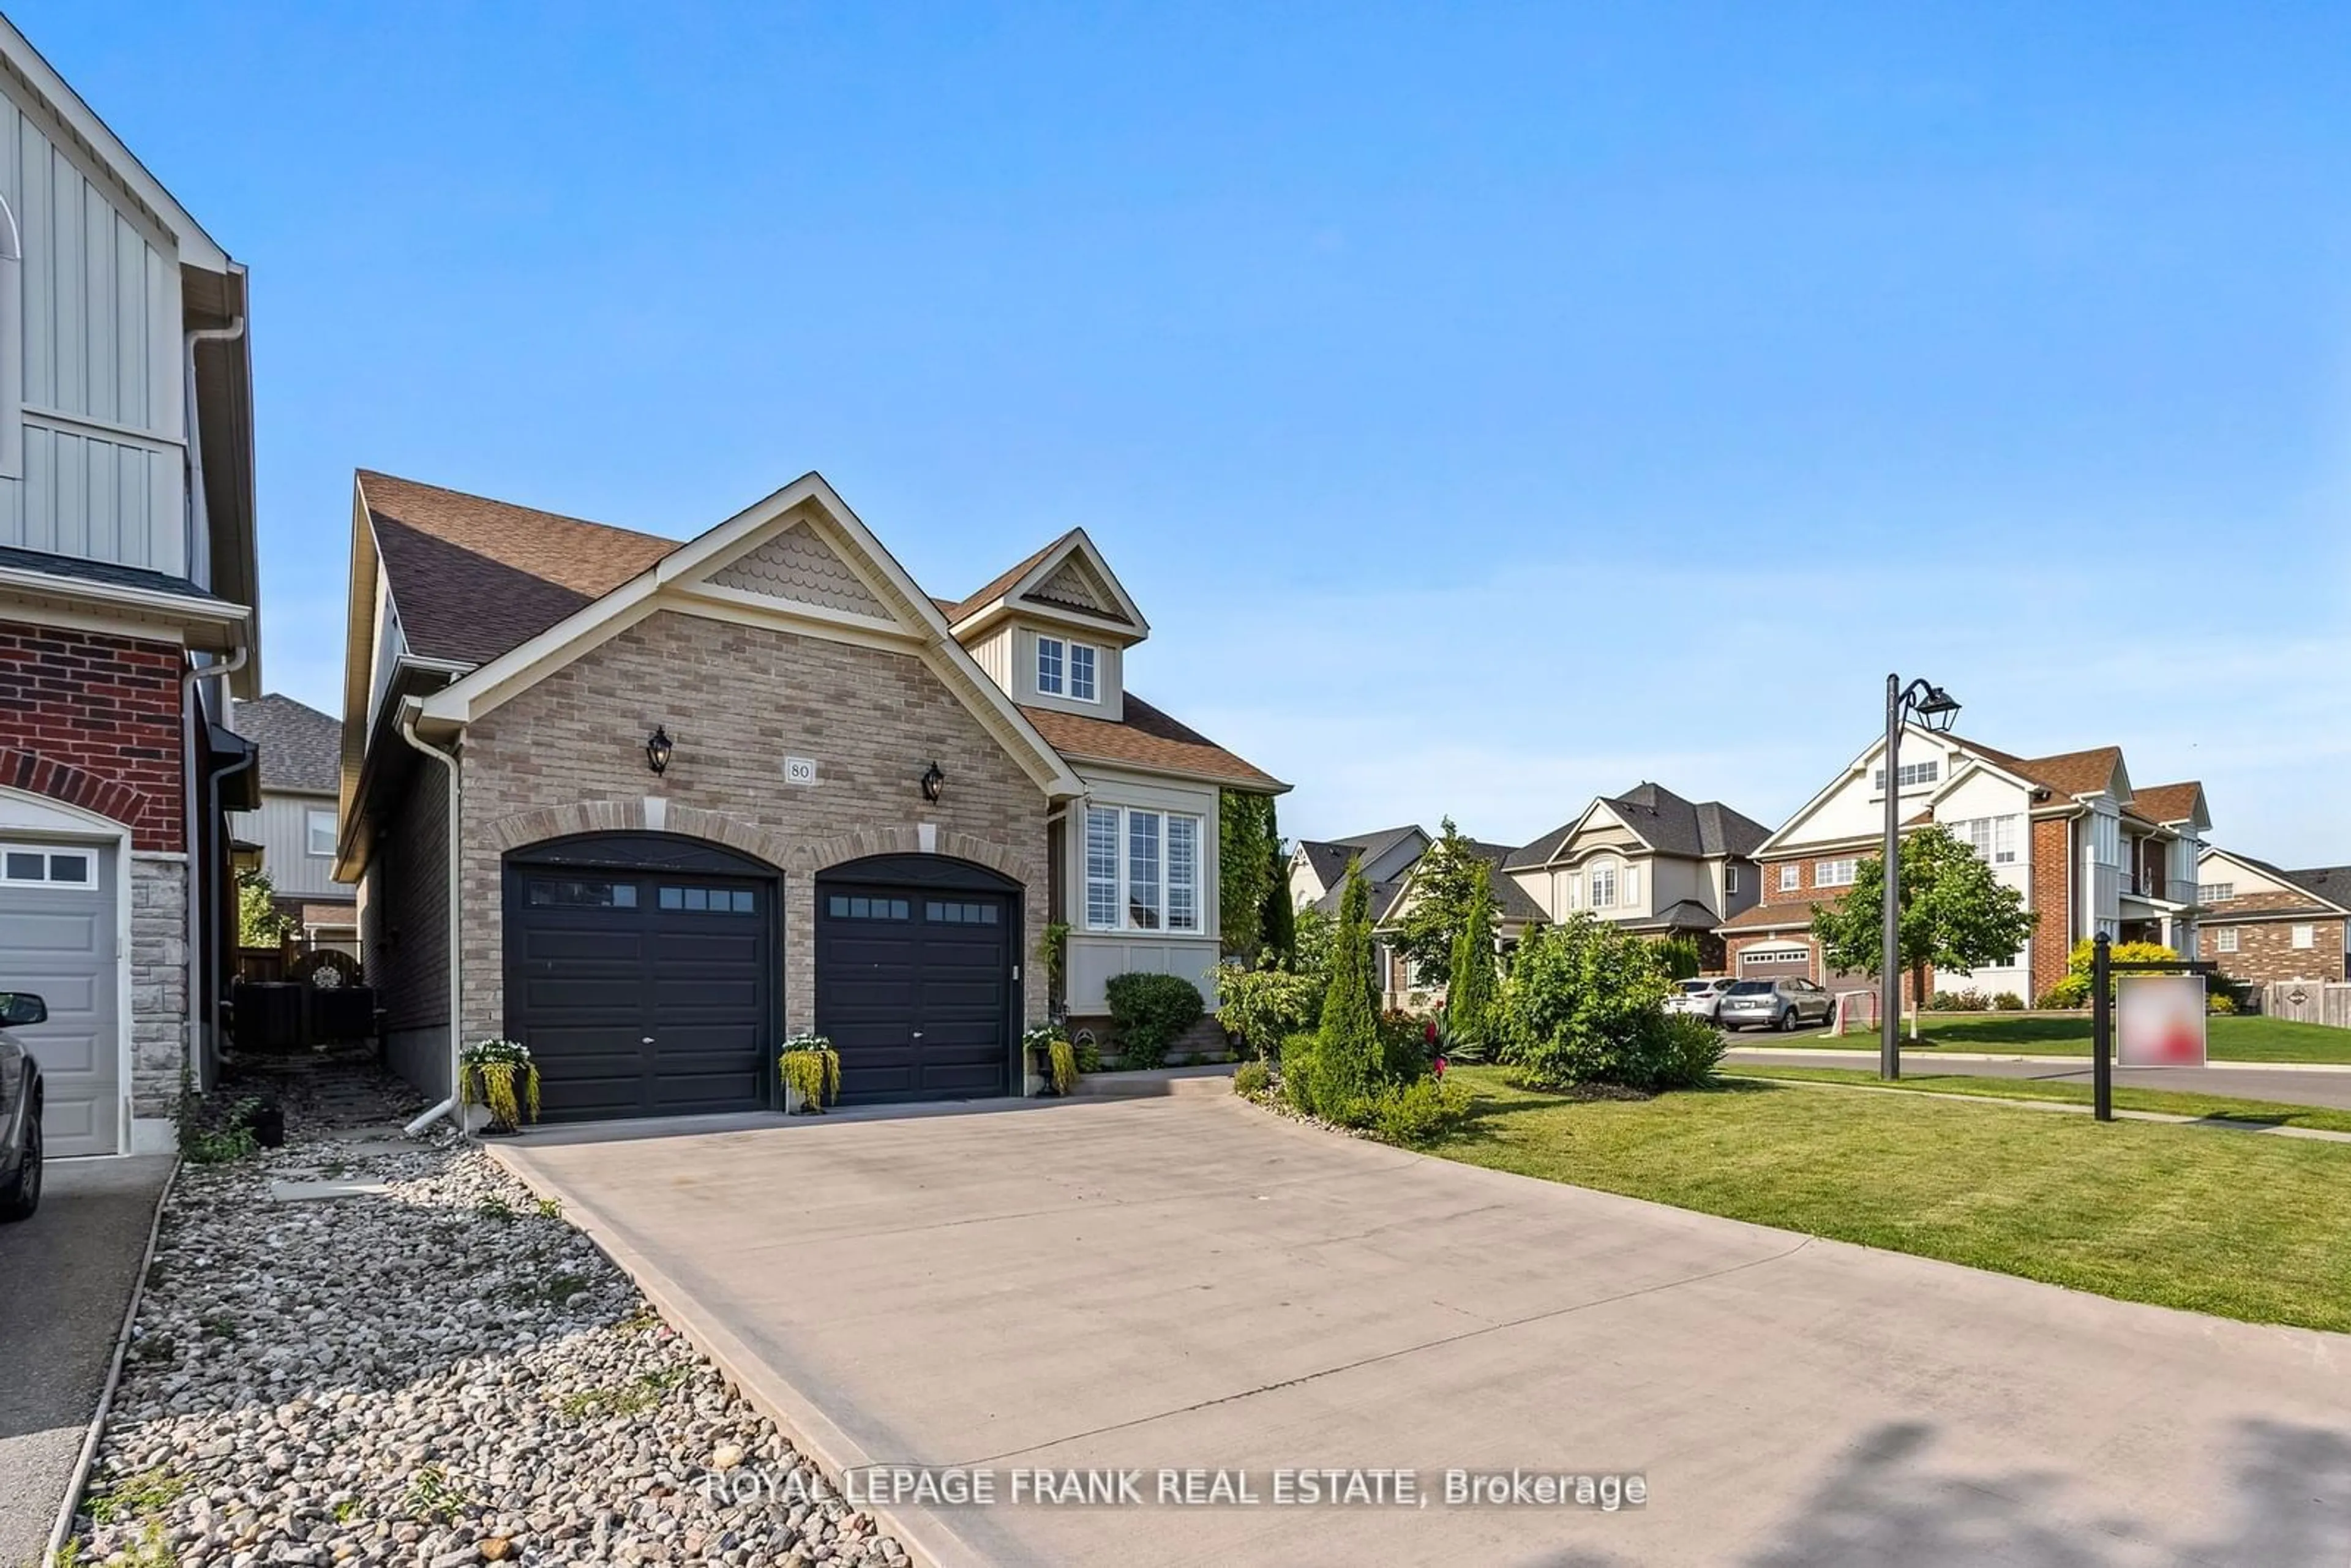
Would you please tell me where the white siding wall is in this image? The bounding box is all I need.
[0,89,185,574]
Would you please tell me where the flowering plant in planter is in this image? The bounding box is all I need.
[459,1038,539,1133]
[1022,1024,1079,1095]
[780,1032,841,1113]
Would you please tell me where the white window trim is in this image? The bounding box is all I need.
[1726,866,1739,895]
[1778,863,1800,891]
[1068,640,1099,703]
[305,808,337,857]
[0,843,94,885]
[1589,858,1618,910]
[1081,804,1205,934]
[1816,858,1859,888]
[2292,923,2315,950]
[2215,927,2238,953]
[0,194,19,481]
[1037,634,1067,696]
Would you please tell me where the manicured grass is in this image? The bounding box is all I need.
[1761,1012,2351,1063]
[1723,1063,2351,1135]
[1428,1066,2351,1332]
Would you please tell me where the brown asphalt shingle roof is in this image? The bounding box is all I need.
[2013,745,2124,797]
[2129,781,2205,823]
[945,531,1078,624]
[361,471,1280,792]
[1719,902,1829,931]
[361,470,678,666]
[1018,696,1283,791]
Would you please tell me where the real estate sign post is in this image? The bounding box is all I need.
[2118,975,2208,1069]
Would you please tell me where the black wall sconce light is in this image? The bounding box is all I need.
[645,726,674,777]
[920,760,946,803]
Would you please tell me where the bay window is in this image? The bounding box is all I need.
[1083,805,1203,933]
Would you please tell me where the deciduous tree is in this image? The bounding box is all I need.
[1810,825,2038,1038]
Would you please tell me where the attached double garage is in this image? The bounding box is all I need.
[503,834,1021,1122]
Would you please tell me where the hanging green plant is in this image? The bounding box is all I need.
[1048,1037,1079,1095]
[780,1032,842,1113]
[1022,1024,1081,1095]
[458,1038,541,1133]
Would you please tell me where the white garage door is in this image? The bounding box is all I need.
[0,842,119,1157]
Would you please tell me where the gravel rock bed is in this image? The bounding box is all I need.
[70,1075,907,1567]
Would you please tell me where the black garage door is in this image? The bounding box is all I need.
[506,835,777,1122]
[816,857,1016,1105]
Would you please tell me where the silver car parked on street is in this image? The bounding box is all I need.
[1716,977,1837,1032]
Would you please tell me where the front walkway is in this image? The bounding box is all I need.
[497,1093,2351,1567]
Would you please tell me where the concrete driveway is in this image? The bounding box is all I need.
[0,1155,170,1568]
[499,1095,2351,1568]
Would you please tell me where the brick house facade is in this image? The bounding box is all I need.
[342,470,1281,1123]
[2195,850,2350,988]
[1719,730,2209,1009]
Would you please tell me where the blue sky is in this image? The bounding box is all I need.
[22,2,2350,860]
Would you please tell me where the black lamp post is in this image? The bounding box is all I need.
[645,726,673,777]
[1880,677,1960,1079]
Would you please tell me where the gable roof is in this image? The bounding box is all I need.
[945,527,1149,636]
[1506,784,1768,868]
[359,471,680,666]
[2128,781,2207,826]
[1297,825,1428,891]
[1018,695,1284,792]
[2012,746,2125,798]
[2209,849,2351,915]
[230,694,341,793]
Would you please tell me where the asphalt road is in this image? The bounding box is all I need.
[0,1155,170,1568]
[1729,1043,2351,1111]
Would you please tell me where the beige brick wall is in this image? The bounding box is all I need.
[2207,912,2348,986]
[455,609,1052,1048]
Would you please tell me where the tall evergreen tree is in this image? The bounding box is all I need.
[1445,872,1498,1052]
[1261,837,1297,969]
[1218,791,1277,963]
[1392,817,1492,988]
[1316,859,1383,1106]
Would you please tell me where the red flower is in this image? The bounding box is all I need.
[1424,1021,1438,1043]
[1433,1057,1448,1078]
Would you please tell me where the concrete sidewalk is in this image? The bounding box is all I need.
[0,1155,171,1568]
[499,1096,2351,1568]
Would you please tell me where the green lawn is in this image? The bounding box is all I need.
[1766,1011,2351,1063]
[1723,1063,2351,1135]
[1427,1065,2351,1332]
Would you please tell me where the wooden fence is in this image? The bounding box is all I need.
[2265,980,2351,1029]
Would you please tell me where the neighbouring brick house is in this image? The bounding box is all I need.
[0,17,258,1157]
[2194,849,2349,986]
[1717,730,2210,1005]
[337,470,1283,1123]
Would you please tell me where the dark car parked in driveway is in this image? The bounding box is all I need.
[1,991,46,1221]
[1717,977,1837,1032]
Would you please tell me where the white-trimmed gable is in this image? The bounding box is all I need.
[1758,729,2038,855]
[411,474,1084,799]
[958,528,1150,645]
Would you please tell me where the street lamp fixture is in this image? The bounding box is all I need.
[1880,675,1961,1080]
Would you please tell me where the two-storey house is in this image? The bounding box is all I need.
[336,471,1283,1125]
[2194,849,2349,986]
[228,694,356,951]
[1502,783,1769,970]
[0,18,257,1157]
[1717,731,2208,1003]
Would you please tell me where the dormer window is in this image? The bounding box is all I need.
[1036,634,1100,702]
